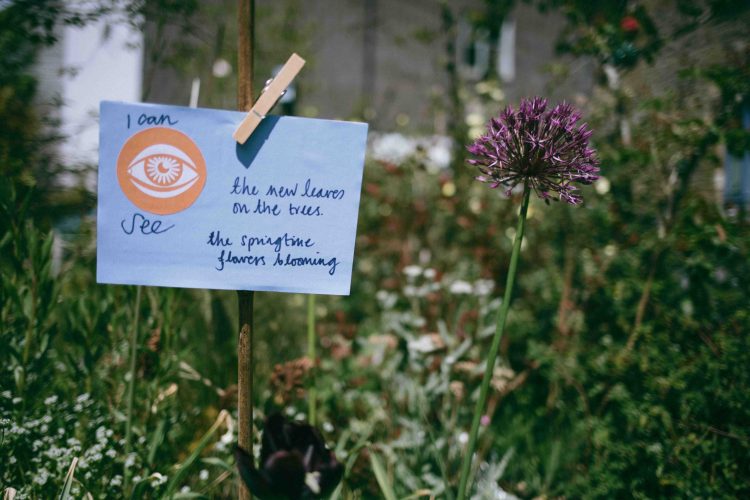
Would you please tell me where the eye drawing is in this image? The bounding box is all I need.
[116,127,206,215]
[126,144,201,199]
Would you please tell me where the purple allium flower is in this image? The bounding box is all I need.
[468,97,600,205]
[235,413,343,499]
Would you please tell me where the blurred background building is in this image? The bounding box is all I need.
[34,0,750,208]
[142,0,594,132]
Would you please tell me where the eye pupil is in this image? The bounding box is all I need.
[146,155,183,185]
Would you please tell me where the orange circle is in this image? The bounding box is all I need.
[116,127,206,215]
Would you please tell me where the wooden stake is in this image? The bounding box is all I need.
[237,1,254,500]
[237,290,254,500]
[238,0,254,111]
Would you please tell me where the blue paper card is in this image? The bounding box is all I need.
[97,101,368,295]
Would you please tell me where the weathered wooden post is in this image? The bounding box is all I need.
[237,1,254,499]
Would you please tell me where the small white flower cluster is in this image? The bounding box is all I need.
[394,263,497,301]
[393,263,498,300]
[401,265,441,299]
[449,279,494,297]
[150,472,168,487]
[472,450,519,500]
[214,413,236,453]
[0,390,130,498]
[369,132,453,173]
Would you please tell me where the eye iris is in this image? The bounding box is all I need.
[146,155,182,185]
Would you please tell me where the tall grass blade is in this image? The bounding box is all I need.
[164,410,228,498]
[58,457,79,500]
[369,450,397,500]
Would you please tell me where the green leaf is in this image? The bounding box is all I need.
[200,457,233,472]
[163,410,228,498]
[147,419,166,466]
[328,483,343,500]
[129,476,152,500]
[369,450,397,500]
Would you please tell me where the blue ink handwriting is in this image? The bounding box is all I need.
[121,212,174,235]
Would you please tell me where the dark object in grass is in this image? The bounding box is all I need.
[235,413,343,499]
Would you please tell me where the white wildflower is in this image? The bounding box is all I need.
[473,279,495,297]
[150,472,167,486]
[403,265,423,278]
[370,133,416,164]
[408,334,442,354]
[375,290,397,309]
[450,280,473,294]
[33,469,50,485]
[424,136,452,172]
[220,428,233,445]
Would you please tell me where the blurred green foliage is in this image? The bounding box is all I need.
[2,0,750,498]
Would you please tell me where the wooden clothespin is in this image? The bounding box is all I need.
[232,53,306,144]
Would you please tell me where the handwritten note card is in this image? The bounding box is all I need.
[97,101,368,295]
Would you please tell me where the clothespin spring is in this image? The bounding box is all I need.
[252,78,288,120]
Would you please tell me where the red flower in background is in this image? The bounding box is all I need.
[620,16,640,32]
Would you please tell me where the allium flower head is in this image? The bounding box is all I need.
[468,97,600,205]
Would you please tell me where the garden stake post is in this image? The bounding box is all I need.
[307,294,317,425]
[237,0,254,499]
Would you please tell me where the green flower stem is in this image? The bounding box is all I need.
[457,183,531,500]
[307,294,317,426]
[124,285,142,491]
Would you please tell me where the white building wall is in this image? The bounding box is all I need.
[58,17,143,169]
